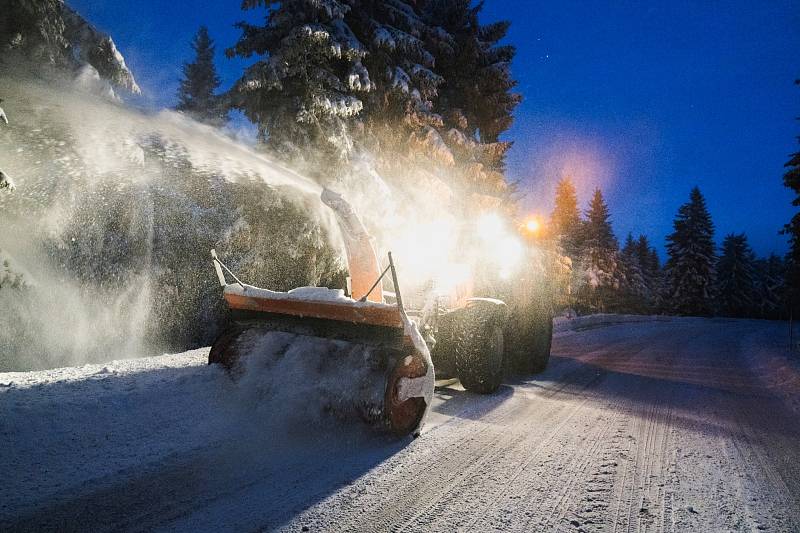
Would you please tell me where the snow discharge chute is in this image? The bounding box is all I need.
[208,188,434,437]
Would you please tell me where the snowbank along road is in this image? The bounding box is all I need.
[3,316,800,532]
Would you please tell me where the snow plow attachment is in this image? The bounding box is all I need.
[209,250,435,437]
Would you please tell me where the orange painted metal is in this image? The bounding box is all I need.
[224,292,405,329]
[385,351,428,435]
[345,233,384,303]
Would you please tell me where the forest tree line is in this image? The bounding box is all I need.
[547,178,789,320]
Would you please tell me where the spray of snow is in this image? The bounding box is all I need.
[0,69,515,374]
[233,330,388,428]
[0,76,328,369]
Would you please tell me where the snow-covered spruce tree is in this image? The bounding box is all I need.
[550,176,584,258]
[715,233,757,318]
[665,187,716,316]
[346,0,454,181]
[176,26,228,126]
[0,0,139,95]
[576,189,622,313]
[421,0,520,198]
[782,78,800,310]
[227,0,367,177]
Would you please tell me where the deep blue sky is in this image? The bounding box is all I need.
[70,0,800,257]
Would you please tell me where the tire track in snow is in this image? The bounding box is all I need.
[535,400,625,531]
[725,395,800,531]
[392,329,671,532]
[409,382,605,532]
[280,359,606,533]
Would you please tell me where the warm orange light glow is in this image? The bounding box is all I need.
[525,219,541,233]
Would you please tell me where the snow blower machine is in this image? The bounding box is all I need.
[208,189,435,437]
[208,189,559,437]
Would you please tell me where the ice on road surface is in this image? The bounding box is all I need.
[3,316,800,532]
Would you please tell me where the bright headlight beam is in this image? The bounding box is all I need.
[525,218,540,233]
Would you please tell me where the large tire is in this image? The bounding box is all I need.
[503,307,553,375]
[529,313,553,373]
[429,311,458,376]
[455,309,505,394]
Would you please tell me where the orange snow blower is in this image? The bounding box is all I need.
[208,189,434,437]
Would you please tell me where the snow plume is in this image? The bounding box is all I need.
[0,75,335,370]
[332,157,481,306]
[0,71,506,370]
[233,330,388,430]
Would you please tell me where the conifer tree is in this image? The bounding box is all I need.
[620,233,649,312]
[1,0,139,94]
[584,189,617,251]
[754,254,787,319]
[634,234,662,311]
[665,187,716,316]
[782,79,800,310]
[549,176,585,259]
[422,0,520,198]
[227,0,367,173]
[225,0,521,197]
[577,189,621,312]
[226,1,451,178]
[635,235,660,277]
[176,26,226,126]
[715,233,757,317]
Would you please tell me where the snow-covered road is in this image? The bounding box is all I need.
[3,316,800,532]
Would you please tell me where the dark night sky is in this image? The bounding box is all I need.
[70,0,800,257]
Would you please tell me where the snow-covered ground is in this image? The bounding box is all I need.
[553,313,671,336]
[3,315,800,531]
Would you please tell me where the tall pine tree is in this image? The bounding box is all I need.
[715,233,757,317]
[227,0,368,173]
[577,189,621,312]
[620,233,650,313]
[550,177,583,257]
[782,78,800,311]
[754,254,787,319]
[176,26,227,126]
[665,187,716,316]
[422,0,520,198]
[635,234,662,310]
[225,0,520,198]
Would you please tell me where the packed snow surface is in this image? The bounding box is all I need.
[3,316,800,531]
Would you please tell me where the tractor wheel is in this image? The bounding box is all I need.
[455,310,505,394]
[529,313,553,374]
[429,311,458,376]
